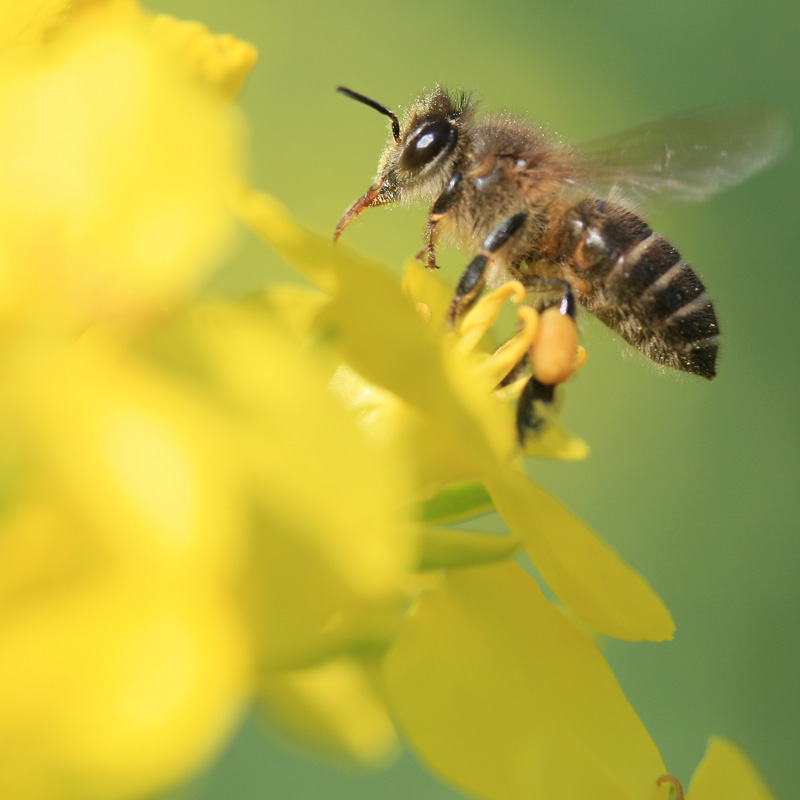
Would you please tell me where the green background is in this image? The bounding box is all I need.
[154,0,799,797]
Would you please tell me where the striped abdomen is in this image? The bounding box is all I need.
[558,198,719,378]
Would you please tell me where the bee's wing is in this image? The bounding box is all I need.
[578,105,791,201]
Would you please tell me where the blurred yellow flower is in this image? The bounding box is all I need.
[0,335,252,798]
[0,18,241,330]
[158,301,414,670]
[0,5,411,799]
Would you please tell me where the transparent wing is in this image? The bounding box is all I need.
[578,105,791,201]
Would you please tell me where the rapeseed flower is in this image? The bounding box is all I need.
[237,188,673,643]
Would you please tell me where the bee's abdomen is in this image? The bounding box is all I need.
[558,199,719,378]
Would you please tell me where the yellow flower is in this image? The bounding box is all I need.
[236,188,674,643]
[2,302,415,793]
[0,6,412,798]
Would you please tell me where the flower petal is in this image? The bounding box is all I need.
[487,469,675,641]
[151,15,258,101]
[687,737,777,800]
[384,561,668,800]
[520,418,590,461]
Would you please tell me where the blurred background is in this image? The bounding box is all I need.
[153,0,799,797]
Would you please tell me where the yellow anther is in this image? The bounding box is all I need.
[656,774,685,800]
[508,280,527,304]
[482,306,540,385]
[459,280,526,337]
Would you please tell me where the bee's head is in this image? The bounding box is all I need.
[335,86,472,242]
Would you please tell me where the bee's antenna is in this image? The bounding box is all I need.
[337,86,401,143]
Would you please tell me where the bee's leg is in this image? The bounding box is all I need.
[516,377,557,443]
[417,173,464,269]
[515,278,578,443]
[497,282,574,389]
[446,212,528,327]
[518,276,576,318]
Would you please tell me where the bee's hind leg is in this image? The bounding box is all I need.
[518,275,576,318]
[495,348,555,445]
[516,377,557,443]
[514,278,579,443]
[446,212,528,327]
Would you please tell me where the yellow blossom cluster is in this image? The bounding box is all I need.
[0,3,778,800]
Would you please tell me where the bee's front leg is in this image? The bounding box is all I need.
[417,173,464,269]
[446,212,528,327]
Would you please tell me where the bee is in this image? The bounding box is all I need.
[334,86,789,439]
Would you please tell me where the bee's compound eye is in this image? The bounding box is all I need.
[399,119,457,172]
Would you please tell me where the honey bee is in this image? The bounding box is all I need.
[334,86,789,439]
